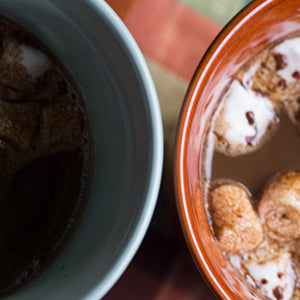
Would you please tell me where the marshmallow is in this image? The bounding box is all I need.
[244,251,295,300]
[241,61,260,89]
[0,36,52,100]
[258,170,300,242]
[238,37,300,127]
[214,80,275,156]
[21,44,52,80]
[273,37,300,83]
[210,184,263,254]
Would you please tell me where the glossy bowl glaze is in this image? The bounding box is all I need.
[174,0,300,299]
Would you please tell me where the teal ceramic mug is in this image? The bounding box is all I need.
[0,0,164,299]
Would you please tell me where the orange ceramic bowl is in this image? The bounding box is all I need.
[174,0,300,299]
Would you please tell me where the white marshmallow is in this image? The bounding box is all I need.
[21,44,52,79]
[216,80,275,150]
[273,37,300,83]
[245,252,295,300]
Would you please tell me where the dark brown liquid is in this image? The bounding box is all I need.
[1,152,83,291]
[208,110,300,198]
[0,19,92,296]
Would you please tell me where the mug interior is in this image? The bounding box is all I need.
[175,0,300,299]
[0,0,163,299]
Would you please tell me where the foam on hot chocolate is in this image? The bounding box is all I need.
[0,17,92,297]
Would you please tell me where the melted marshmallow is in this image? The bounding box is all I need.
[219,80,275,149]
[273,37,300,82]
[245,252,295,300]
[21,44,52,79]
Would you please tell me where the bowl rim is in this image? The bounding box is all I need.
[174,0,282,299]
[86,1,164,299]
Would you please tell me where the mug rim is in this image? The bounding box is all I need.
[0,0,164,299]
[88,1,164,299]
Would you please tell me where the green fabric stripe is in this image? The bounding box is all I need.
[177,0,252,25]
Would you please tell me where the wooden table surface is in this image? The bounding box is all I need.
[103,0,251,299]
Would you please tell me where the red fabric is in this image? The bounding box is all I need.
[108,0,221,80]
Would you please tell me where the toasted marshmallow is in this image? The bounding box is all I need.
[210,184,263,254]
[21,44,52,80]
[245,252,295,300]
[214,80,275,156]
[241,61,261,89]
[258,171,300,242]
[273,37,300,83]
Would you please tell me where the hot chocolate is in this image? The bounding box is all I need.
[0,18,92,296]
[202,34,300,300]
